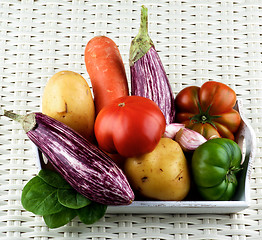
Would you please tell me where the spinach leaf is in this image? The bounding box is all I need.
[38,169,71,189]
[21,176,65,216]
[21,170,108,228]
[58,189,91,209]
[76,202,107,225]
[43,208,77,229]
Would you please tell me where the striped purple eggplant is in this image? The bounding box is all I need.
[3,111,134,206]
[129,6,175,124]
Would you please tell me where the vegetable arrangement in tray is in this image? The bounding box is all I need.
[1,5,244,228]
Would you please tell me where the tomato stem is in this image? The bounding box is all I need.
[226,166,242,184]
[201,115,207,121]
[190,101,221,128]
[118,103,125,107]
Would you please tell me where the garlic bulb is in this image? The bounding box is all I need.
[163,123,185,139]
[175,128,207,152]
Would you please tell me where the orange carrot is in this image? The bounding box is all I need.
[85,36,129,115]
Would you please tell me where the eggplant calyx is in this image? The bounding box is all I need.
[3,110,36,133]
[129,5,154,66]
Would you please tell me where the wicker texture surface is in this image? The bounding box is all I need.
[0,0,261,239]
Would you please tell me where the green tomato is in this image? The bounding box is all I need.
[192,138,242,201]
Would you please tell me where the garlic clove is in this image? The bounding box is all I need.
[163,123,185,139]
[175,128,207,152]
[208,135,220,140]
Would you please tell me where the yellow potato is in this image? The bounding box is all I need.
[124,138,190,201]
[42,70,95,142]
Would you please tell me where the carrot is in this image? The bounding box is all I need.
[84,36,129,115]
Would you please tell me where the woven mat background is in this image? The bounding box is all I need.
[0,0,261,239]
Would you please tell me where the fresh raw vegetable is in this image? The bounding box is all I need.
[22,169,106,229]
[57,189,91,209]
[43,209,77,229]
[3,110,134,206]
[94,95,166,158]
[124,138,190,201]
[174,128,207,152]
[42,70,95,142]
[22,175,65,216]
[191,138,242,201]
[163,123,185,139]
[175,81,241,140]
[163,123,206,151]
[85,36,129,115]
[76,202,107,225]
[129,5,175,124]
[38,168,72,189]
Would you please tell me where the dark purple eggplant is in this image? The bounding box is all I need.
[3,110,134,206]
[129,5,175,124]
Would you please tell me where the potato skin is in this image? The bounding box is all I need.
[124,138,190,201]
[42,71,95,142]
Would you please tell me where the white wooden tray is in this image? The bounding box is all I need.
[35,99,256,214]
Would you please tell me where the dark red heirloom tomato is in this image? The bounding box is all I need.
[175,81,241,140]
[94,96,166,158]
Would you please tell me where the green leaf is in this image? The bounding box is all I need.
[43,208,77,229]
[57,189,91,209]
[21,170,108,228]
[38,169,72,189]
[21,176,65,215]
[76,202,107,225]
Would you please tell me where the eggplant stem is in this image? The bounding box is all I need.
[138,6,149,41]
[3,110,36,133]
[3,110,24,123]
[129,5,154,66]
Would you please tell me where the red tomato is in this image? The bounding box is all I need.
[94,96,166,158]
[175,81,241,140]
